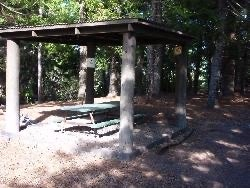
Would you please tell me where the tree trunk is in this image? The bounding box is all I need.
[37,6,43,103]
[207,40,224,108]
[147,45,154,96]
[193,39,202,94]
[207,56,212,92]
[239,4,249,94]
[79,0,88,22]
[234,45,241,92]
[207,0,226,108]
[85,45,96,104]
[193,59,201,94]
[146,0,163,97]
[187,65,193,94]
[108,56,119,97]
[0,41,5,104]
[175,45,187,129]
[221,12,237,96]
[221,57,235,96]
[240,45,248,94]
[78,46,87,102]
[147,45,163,97]
[241,42,250,94]
[135,48,145,95]
[119,32,136,159]
[77,0,88,102]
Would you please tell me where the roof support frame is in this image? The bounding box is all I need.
[0,18,192,160]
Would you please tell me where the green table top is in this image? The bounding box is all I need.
[60,101,119,113]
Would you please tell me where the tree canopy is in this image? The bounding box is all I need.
[0,0,249,105]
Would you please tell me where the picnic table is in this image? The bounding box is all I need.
[58,101,145,137]
[59,101,120,136]
[61,101,119,113]
[60,101,120,121]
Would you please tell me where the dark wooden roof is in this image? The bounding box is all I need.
[0,18,193,46]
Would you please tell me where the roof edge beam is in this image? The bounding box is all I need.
[132,23,193,44]
[31,28,75,37]
[75,24,128,35]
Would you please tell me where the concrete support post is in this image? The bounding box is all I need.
[5,40,20,134]
[37,42,43,103]
[175,45,187,129]
[85,44,96,104]
[119,32,136,160]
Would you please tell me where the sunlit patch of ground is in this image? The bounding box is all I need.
[0,94,249,187]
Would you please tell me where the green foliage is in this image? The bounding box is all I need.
[94,48,109,97]
[18,42,37,103]
[43,70,79,101]
[42,44,79,101]
[94,46,121,97]
[0,0,250,103]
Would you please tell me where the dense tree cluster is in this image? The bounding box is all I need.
[0,0,249,107]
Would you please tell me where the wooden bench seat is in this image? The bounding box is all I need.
[90,114,145,136]
[60,114,145,137]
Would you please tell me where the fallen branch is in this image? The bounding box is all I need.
[146,127,194,155]
[156,128,194,155]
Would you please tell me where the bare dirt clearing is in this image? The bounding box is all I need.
[0,94,250,187]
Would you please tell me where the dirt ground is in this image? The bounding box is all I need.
[0,94,249,188]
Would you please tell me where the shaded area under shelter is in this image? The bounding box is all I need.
[0,18,193,159]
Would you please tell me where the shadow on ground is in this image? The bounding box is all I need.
[7,94,250,187]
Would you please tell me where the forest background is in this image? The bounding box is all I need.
[0,0,249,108]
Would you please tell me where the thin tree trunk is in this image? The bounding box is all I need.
[193,38,202,94]
[147,0,163,97]
[135,48,145,95]
[147,45,163,97]
[85,45,96,104]
[78,46,87,102]
[37,6,43,103]
[175,45,187,129]
[193,59,201,94]
[147,45,154,96]
[234,44,241,92]
[241,43,250,94]
[240,47,246,94]
[77,1,88,102]
[108,56,119,97]
[221,13,237,96]
[222,58,235,96]
[240,5,249,94]
[207,40,224,108]
[0,41,5,104]
[187,65,193,94]
[207,0,226,108]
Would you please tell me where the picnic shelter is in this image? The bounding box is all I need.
[0,18,193,159]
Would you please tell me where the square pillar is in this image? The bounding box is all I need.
[119,32,137,160]
[85,44,96,104]
[174,45,187,129]
[5,40,20,134]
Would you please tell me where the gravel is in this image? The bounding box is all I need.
[0,120,173,187]
[0,95,249,187]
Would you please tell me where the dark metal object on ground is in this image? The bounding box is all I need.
[146,127,194,154]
